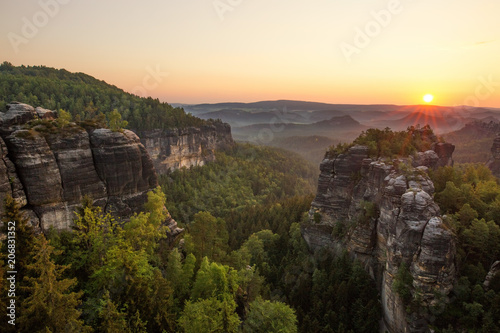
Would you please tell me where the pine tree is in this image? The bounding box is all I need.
[19,235,91,333]
[98,290,129,333]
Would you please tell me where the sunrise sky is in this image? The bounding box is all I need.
[1,0,499,107]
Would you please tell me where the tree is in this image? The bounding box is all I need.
[242,298,298,333]
[1,195,35,303]
[189,211,228,261]
[178,297,240,333]
[108,109,128,132]
[19,235,91,333]
[98,291,129,333]
[393,262,413,304]
[56,109,72,127]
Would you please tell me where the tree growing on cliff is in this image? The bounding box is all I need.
[108,109,128,132]
[56,109,72,127]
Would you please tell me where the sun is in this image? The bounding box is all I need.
[423,94,434,103]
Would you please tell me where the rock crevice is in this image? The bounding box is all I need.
[305,145,456,333]
[0,103,183,242]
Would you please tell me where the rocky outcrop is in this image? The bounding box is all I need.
[138,123,233,173]
[431,142,455,167]
[486,134,500,177]
[484,261,500,290]
[305,145,456,333]
[0,103,182,241]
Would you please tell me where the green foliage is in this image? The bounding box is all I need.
[243,298,298,333]
[160,143,318,224]
[108,109,128,132]
[313,212,322,224]
[328,125,438,158]
[393,262,413,304]
[357,201,379,226]
[0,63,213,130]
[55,108,71,126]
[98,291,129,333]
[430,164,500,332]
[13,134,382,333]
[19,235,91,333]
[178,297,240,333]
[187,212,228,262]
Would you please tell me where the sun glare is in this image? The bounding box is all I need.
[423,94,434,103]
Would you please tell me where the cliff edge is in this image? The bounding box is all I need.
[304,143,456,333]
[0,102,181,240]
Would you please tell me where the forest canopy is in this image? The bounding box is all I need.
[0,62,214,130]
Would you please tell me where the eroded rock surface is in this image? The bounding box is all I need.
[305,145,456,333]
[487,134,500,177]
[138,123,233,173]
[0,103,183,241]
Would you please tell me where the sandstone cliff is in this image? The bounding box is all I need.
[486,134,500,177]
[0,102,181,241]
[137,123,233,174]
[304,143,456,333]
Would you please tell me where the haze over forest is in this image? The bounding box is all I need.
[1,1,500,333]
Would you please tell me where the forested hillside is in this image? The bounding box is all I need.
[0,62,211,130]
[0,142,380,332]
[430,164,500,332]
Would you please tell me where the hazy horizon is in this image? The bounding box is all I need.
[1,0,499,107]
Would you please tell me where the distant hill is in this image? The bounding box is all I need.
[443,121,500,163]
[270,135,338,164]
[378,108,465,133]
[0,62,211,130]
[233,115,366,142]
[187,100,410,115]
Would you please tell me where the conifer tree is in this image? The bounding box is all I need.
[19,235,91,333]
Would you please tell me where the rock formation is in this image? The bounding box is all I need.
[0,102,182,242]
[486,134,500,177]
[304,145,456,333]
[484,261,500,290]
[138,123,233,174]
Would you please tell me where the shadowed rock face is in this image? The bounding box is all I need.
[487,135,500,177]
[305,145,456,333]
[0,103,182,242]
[138,123,233,174]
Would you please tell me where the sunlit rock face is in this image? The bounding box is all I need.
[0,103,182,243]
[304,145,456,333]
[138,122,233,174]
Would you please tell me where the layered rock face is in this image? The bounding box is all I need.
[0,102,181,240]
[305,145,456,333]
[486,134,500,177]
[138,123,233,174]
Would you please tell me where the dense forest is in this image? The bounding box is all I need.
[0,62,213,130]
[0,143,381,332]
[429,164,500,332]
[1,63,500,332]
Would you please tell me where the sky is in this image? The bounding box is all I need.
[1,0,499,107]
